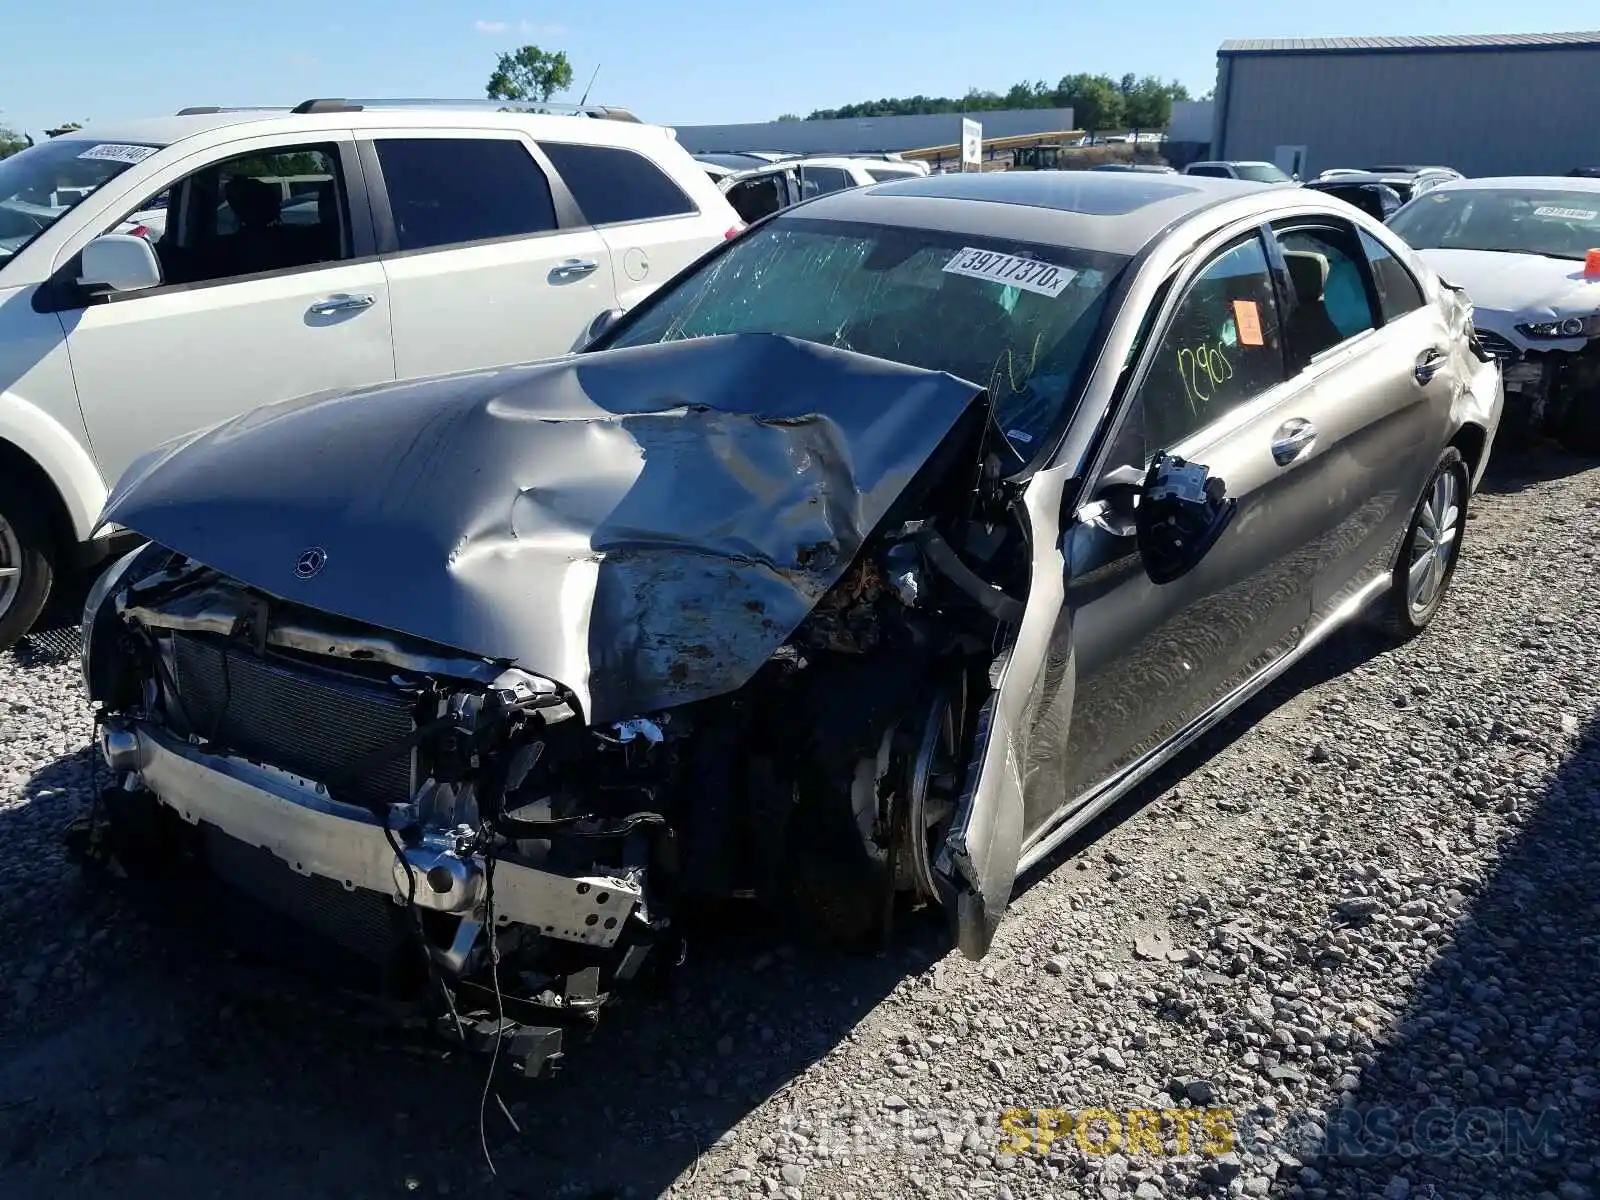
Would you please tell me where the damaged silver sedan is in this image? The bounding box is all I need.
[78,172,1501,1072]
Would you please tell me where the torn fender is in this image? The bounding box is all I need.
[99,334,983,724]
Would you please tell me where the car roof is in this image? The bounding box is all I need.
[1428,175,1600,194]
[792,170,1276,256]
[47,107,682,152]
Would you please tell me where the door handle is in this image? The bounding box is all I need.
[307,293,375,316]
[1270,418,1318,465]
[549,258,600,281]
[1415,346,1448,385]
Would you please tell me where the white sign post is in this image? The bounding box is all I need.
[961,118,982,172]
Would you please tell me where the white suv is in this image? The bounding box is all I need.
[0,99,742,647]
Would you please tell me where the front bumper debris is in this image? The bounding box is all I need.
[108,717,643,946]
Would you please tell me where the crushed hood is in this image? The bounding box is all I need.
[1419,248,1600,321]
[100,334,983,724]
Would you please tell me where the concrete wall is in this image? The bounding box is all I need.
[1216,47,1600,177]
[674,108,1076,155]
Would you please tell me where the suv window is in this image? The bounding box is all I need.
[375,138,557,252]
[539,141,695,225]
[1126,233,1286,453]
[1274,223,1377,370]
[120,144,349,289]
[799,166,853,197]
[1186,165,1229,178]
[1358,229,1427,322]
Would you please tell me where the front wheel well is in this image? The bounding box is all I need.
[0,437,75,555]
[1449,423,1489,483]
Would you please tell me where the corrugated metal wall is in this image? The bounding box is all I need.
[1218,49,1600,176]
[675,109,1077,155]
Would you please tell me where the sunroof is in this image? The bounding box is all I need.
[874,171,1204,216]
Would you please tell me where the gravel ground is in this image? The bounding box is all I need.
[1,447,1597,1200]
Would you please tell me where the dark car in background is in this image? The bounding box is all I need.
[1303,176,1407,222]
[1313,168,1461,206]
[78,172,1501,1069]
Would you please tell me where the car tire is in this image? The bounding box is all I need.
[769,765,891,949]
[1373,447,1469,641]
[0,478,56,653]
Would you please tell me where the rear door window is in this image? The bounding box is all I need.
[1358,229,1427,322]
[374,137,557,252]
[539,141,697,225]
[1271,221,1378,371]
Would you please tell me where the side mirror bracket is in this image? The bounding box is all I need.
[1073,461,1145,538]
[1136,452,1236,585]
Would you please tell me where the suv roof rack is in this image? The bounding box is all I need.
[177,98,642,121]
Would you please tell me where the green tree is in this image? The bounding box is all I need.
[776,113,801,122]
[1052,74,1125,133]
[45,121,84,137]
[0,114,30,160]
[486,45,575,103]
[1122,77,1190,129]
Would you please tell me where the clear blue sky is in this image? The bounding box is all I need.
[2,1,1584,137]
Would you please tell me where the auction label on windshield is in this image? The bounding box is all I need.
[1533,205,1598,221]
[77,143,159,165]
[944,248,1077,298]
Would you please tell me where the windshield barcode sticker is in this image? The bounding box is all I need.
[77,143,159,165]
[1533,206,1598,221]
[943,248,1077,297]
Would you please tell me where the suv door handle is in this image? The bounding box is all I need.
[549,258,599,281]
[1415,346,1448,384]
[1270,418,1318,465]
[307,293,375,316]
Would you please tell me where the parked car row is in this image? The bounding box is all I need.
[44,128,1505,1073]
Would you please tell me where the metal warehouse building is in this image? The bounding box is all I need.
[1212,31,1600,178]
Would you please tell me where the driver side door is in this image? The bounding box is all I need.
[1043,229,1321,815]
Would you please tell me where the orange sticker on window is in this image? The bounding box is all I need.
[1232,299,1264,347]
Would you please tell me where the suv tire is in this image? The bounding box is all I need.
[0,478,56,652]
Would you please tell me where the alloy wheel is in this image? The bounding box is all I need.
[1406,467,1461,623]
[0,512,22,624]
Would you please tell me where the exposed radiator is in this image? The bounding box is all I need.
[168,634,417,812]
[203,823,407,966]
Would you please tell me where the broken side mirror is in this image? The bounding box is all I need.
[1073,461,1144,538]
[1136,452,1236,585]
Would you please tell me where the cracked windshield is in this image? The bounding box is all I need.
[609,218,1130,452]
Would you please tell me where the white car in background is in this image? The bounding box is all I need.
[0,99,741,648]
[1388,176,1600,452]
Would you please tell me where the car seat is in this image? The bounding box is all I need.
[1282,250,1344,369]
